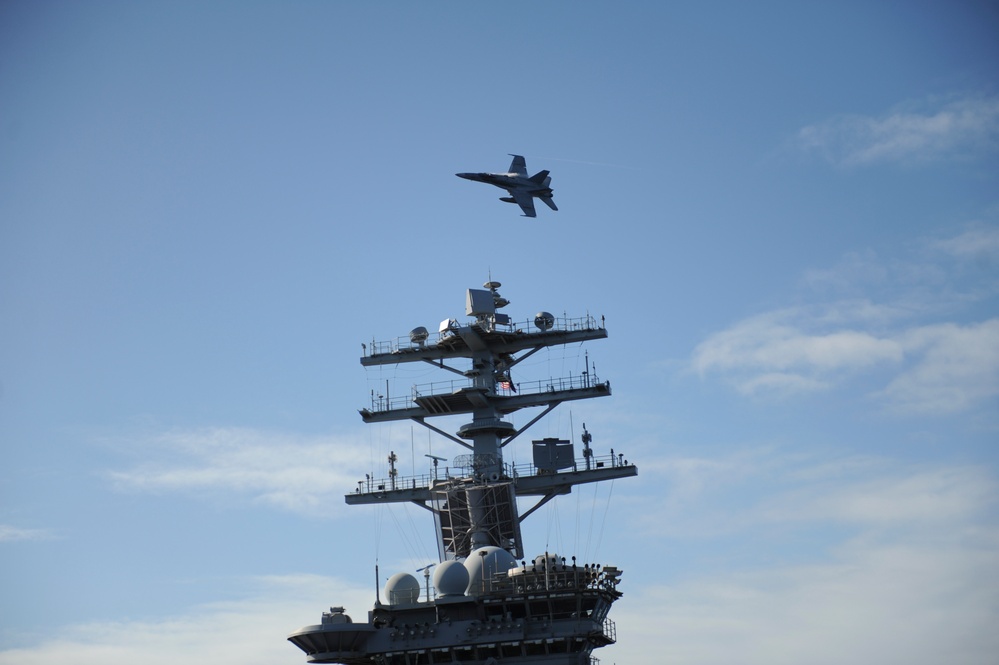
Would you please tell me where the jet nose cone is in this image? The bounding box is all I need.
[456,172,474,180]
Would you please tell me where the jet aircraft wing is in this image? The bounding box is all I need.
[510,189,537,217]
[507,154,528,176]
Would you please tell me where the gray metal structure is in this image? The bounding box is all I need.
[456,155,558,218]
[288,281,636,665]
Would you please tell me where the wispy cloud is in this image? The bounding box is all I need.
[617,444,999,664]
[0,524,56,543]
[796,95,999,166]
[692,311,999,413]
[691,308,903,396]
[931,223,999,260]
[690,225,999,415]
[636,445,996,538]
[10,449,997,665]
[617,532,999,664]
[877,320,999,415]
[762,462,995,526]
[0,574,373,665]
[106,427,376,517]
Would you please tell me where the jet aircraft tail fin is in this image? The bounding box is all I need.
[529,170,550,184]
[540,195,558,211]
[507,154,528,176]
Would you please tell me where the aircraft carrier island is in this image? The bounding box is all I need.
[288,280,637,665]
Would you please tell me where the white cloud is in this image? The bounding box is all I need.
[932,223,999,260]
[797,95,999,166]
[691,224,999,414]
[691,308,903,396]
[106,427,376,517]
[736,371,829,395]
[7,446,997,665]
[0,524,56,543]
[692,310,999,412]
[877,319,999,415]
[636,445,996,539]
[763,464,995,525]
[613,533,999,665]
[0,574,373,665]
[611,446,999,664]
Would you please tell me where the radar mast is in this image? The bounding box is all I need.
[289,280,637,665]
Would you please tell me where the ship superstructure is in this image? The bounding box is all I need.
[289,281,637,665]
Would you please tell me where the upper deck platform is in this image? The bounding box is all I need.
[345,451,637,507]
[361,314,606,367]
[360,373,610,423]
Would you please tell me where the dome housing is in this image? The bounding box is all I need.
[384,572,421,605]
[464,546,518,596]
[433,560,469,597]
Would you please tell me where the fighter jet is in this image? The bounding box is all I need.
[456,154,558,218]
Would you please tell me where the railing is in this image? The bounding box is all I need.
[508,450,629,478]
[602,618,616,643]
[481,561,622,598]
[366,371,606,413]
[452,453,499,471]
[350,451,633,496]
[363,313,604,358]
[354,472,437,495]
[368,377,474,413]
[368,559,621,608]
[505,372,603,396]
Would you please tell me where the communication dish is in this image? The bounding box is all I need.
[409,327,429,346]
[534,311,555,330]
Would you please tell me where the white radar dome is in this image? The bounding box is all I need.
[385,572,421,605]
[464,546,518,596]
[432,560,469,597]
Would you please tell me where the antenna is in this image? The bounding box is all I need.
[425,454,447,480]
[388,451,398,490]
[416,563,437,602]
[289,279,638,664]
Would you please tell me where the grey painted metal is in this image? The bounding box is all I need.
[359,382,610,424]
[456,155,558,217]
[288,563,622,664]
[290,280,636,665]
[344,461,637,508]
[361,326,606,367]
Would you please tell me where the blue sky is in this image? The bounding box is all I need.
[1,2,997,663]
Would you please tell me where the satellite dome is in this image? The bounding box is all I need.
[464,546,518,596]
[384,572,421,605]
[432,560,469,597]
[534,312,555,330]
